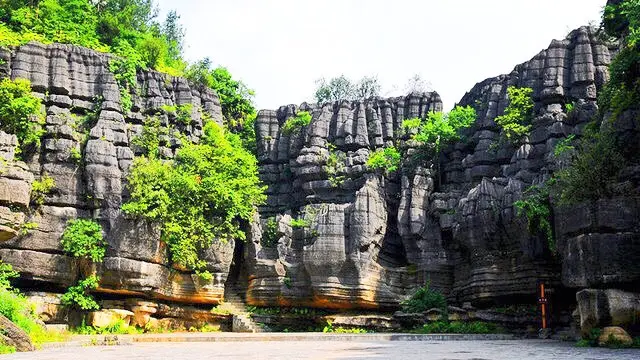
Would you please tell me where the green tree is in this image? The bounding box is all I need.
[122,120,266,271]
[0,77,45,156]
[494,86,534,143]
[314,75,381,103]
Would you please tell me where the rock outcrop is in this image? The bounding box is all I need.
[0,314,34,352]
[0,42,230,308]
[248,26,638,314]
[0,24,638,335]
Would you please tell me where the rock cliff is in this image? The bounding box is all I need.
[248,26,638,316]
[0,25,638,332]
[0,42,231,308]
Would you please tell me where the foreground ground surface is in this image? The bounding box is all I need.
[2,340,639,359]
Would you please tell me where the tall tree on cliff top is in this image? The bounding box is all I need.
[314,74,381,103]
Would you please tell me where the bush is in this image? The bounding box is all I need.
[416,321,500,334]
[367,146,401,173]
[30,175,56,206]
[0,288,55,346]
[131,116,169,158]
[72,319,142,335]
[412,106,476,149]
[0,260,19,290]
[401,282,447,313]
[123,120,266,272]
[322,321,370,334]
[0,78,45,156]
[61,275,100,311]
[0,343,16,354]
[261,218,281,248]
[553,129,626,204]
[290,218,310,229]
[61,219,106,263]
[281,111,312,135]
[514,184,555,254]
[494,86,534,143]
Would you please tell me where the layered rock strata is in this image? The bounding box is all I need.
[0,42,230,306]
[248,27,637,312]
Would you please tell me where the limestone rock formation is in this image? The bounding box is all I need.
[0,42,230,307]
[248,27,633,311]
[0,24,638,335]
[0,314,34,352]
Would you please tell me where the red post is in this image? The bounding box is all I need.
[538,282,548,329]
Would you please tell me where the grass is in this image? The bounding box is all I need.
[414,321,502,334]
[0,288,70,348]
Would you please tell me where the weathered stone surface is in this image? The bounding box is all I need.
[88,309,134,328]
[0,41,228,308]
[576,289,640,336]
[0,313,35,352]
[24,292,65,324]
[0,25,636,336]
[598,326,633,346]
[556,198,640,288]
[249,27,613,309]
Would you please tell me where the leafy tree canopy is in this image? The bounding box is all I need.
[122,120,266,272]
[314,75,381,103]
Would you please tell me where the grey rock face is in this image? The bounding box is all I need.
[576,289,640,336]
[0,42,228,305]
[250,27,621,309]
[0,313,35,352]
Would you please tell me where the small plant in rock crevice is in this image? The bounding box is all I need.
[494,86,534,144]
[60,275,100,311]
[325,143,347,187]
[60,219,106,263]
[261,217,282,248]
[281,111,312,135]
[514,184,555,254]
[30,175,56,206]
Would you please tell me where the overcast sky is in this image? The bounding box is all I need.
[156,0,605,111]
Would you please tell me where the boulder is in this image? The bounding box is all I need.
[576,289,640,336]
[24,292,65,323]
[598,326,633,347]
[0,314,35,352]
[88,309,134,328]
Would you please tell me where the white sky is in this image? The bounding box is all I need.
[156,0,605,111]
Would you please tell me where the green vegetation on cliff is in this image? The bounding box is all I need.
[0,78,45,156]
[494,86,534,143]
[367,146,401,173]
[550,0,639,204]
[410,105,476,153]
[281,111,312,135]
[123,120,266,273]
[0,0,257,150]
[61,219,106,263]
